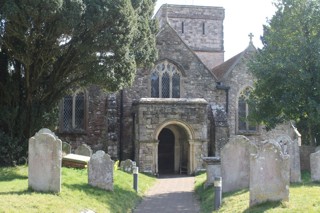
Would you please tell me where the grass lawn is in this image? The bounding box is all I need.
[195,171,320,213]
[0,166,156,213]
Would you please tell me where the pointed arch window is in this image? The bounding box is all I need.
[150,61,181,98]
[60,90,87,132]
[238,87,257,133]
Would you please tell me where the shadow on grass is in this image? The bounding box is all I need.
[223,188,248,198]
[63,182,141,212]
[243,201,284,213]
[0,187,59,196]
[0,189,31,195]
[0,167,28,181]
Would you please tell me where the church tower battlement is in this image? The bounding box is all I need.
[155,4,225,69]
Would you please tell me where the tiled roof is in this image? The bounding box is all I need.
[211,51,244,80]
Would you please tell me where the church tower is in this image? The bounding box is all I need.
[155,4,225,69]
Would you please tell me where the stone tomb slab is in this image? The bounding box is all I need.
[202,157,221,188]
[62,154,90,169]
[250,140,290,206]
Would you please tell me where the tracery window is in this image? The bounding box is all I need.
[151,61,181,98]
[238,87,257,133]
[61,90,86,132]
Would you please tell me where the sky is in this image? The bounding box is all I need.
[154,0,277,60]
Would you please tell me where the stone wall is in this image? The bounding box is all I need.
[300,145,315,171]
[58,86,121,159]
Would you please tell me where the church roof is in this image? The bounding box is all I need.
[211,51,244,80]
[211,42,256,81]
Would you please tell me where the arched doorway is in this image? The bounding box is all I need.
[158,128,175,174]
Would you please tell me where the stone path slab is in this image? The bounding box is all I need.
[133,175,200,213]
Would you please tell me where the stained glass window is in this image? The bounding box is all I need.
[150,60,181,98]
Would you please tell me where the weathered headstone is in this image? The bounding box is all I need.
[315,146,320,153]
[28,128,62,193]
[202,157,221,188]
[250,140,290,206]
[88,150,114,191]
[221,135,257,193]
[75,144,92,157]
[120,159,136,173]
[62,142,71,156]
[275,135,301,183]
[310,150,320,181]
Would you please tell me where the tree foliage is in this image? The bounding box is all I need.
[249,0,320,145]
[0,0,157,165]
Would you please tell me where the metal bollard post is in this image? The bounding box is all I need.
[133,166,139,192]
[214,176,222,210]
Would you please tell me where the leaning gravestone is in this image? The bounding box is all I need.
[221,135,257,193]
[310,150,320,181]
[28,128,62,193]
[275,135,301,183]
[75,144,93,157]
[88,150,114,191]
[250,140,290,206]
[120,159,136,173]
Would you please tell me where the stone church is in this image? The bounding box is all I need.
[57,4,290,175]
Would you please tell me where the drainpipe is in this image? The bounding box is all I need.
[131,112,136,160]
[119,90,124,161]
[216,82,230,113]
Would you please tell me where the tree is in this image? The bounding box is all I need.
[0,0,157,165]
[248,0,320,145]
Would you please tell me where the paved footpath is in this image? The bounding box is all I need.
[133,175,200,213]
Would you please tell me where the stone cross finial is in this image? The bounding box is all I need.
[248,33,254,43]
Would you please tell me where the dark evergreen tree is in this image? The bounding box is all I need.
[249,0,320,145]
[0,0,157,165]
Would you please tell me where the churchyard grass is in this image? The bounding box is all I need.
[195,171,320,213]
[0,166,156,212]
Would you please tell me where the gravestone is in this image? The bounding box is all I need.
[88,150,114,191]
[221,135,257,193]
[310,151,320,181]
[315,146,320,153]
[75,144,93,157]
[28,128,62,193]
[250,140,290,206]
[202,157,221,188]
[120,159,136,173]
[62,142,71,156]
[275,135,301,183]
